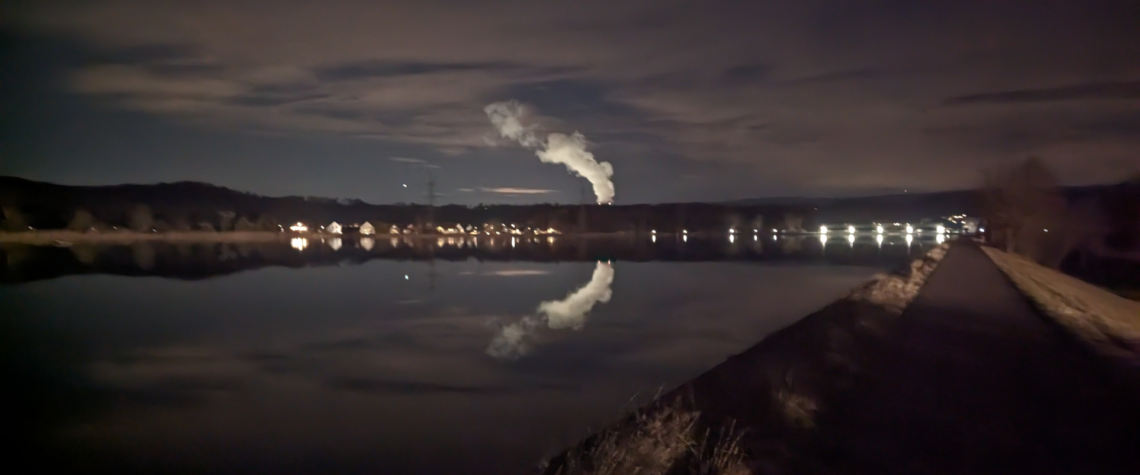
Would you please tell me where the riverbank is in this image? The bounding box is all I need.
[0,230,296,245]
[541,240,1140,474]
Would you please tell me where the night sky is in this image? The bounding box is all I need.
[2,1,1138,205]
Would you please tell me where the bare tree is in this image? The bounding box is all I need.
[217,210,236,232]
[782,212,804,233]
[67,209,98,231]
[255,214,279,231]
[170,213,193,231]
[128,204,154,232]
[980,156,1070,266]
[234,216,257,231]
[751,215,765,232]
[2,205,28,231]
[1102,170,1140,251]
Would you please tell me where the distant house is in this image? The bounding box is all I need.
[327,221,343,234]
[359,222,375,235]
[389,225,401,234]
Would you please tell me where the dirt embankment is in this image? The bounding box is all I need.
[982,246,1140,363]
[542,241,1140,475]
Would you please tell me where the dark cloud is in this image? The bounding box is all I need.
[781,69,880,86]
[328,378,575,395]
[314,60,520,81]
[721,62,773,83]
[3,0,1139,201]
[945,81,1140,105]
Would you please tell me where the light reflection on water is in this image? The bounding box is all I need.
[0,237,934,474]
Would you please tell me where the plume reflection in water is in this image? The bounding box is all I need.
[487,261,614,359]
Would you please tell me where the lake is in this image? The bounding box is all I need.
[2,234,937,474]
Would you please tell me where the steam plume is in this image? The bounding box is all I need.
[484,101,615,204]
[486,261,615,359]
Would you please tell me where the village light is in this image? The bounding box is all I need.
[820,225,828,234]
[936,225,945,234]
[847,225,855,234]
[876,225,884,234]
[905,224,914,234]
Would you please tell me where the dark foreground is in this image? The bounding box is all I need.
[547,241,1140,474]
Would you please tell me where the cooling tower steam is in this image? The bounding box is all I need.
[486,261,615,359]
[484,101,615,204]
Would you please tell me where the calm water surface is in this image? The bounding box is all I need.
[3,236,933,474]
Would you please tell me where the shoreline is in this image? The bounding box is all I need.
[0,230,296,245]
[0,230,820,245]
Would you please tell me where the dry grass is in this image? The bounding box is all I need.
[777,390,818,429]
[547,403,749,475]
[846,243,951,314]
[981,246,1140,361]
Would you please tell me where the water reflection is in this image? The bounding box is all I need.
[0,237,938,474]
[487,261,615,360]
[0,235,943,285]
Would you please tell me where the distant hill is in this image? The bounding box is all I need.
[727,186,1116,223]
[0,176,1126,233]
[0,176,796,233]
